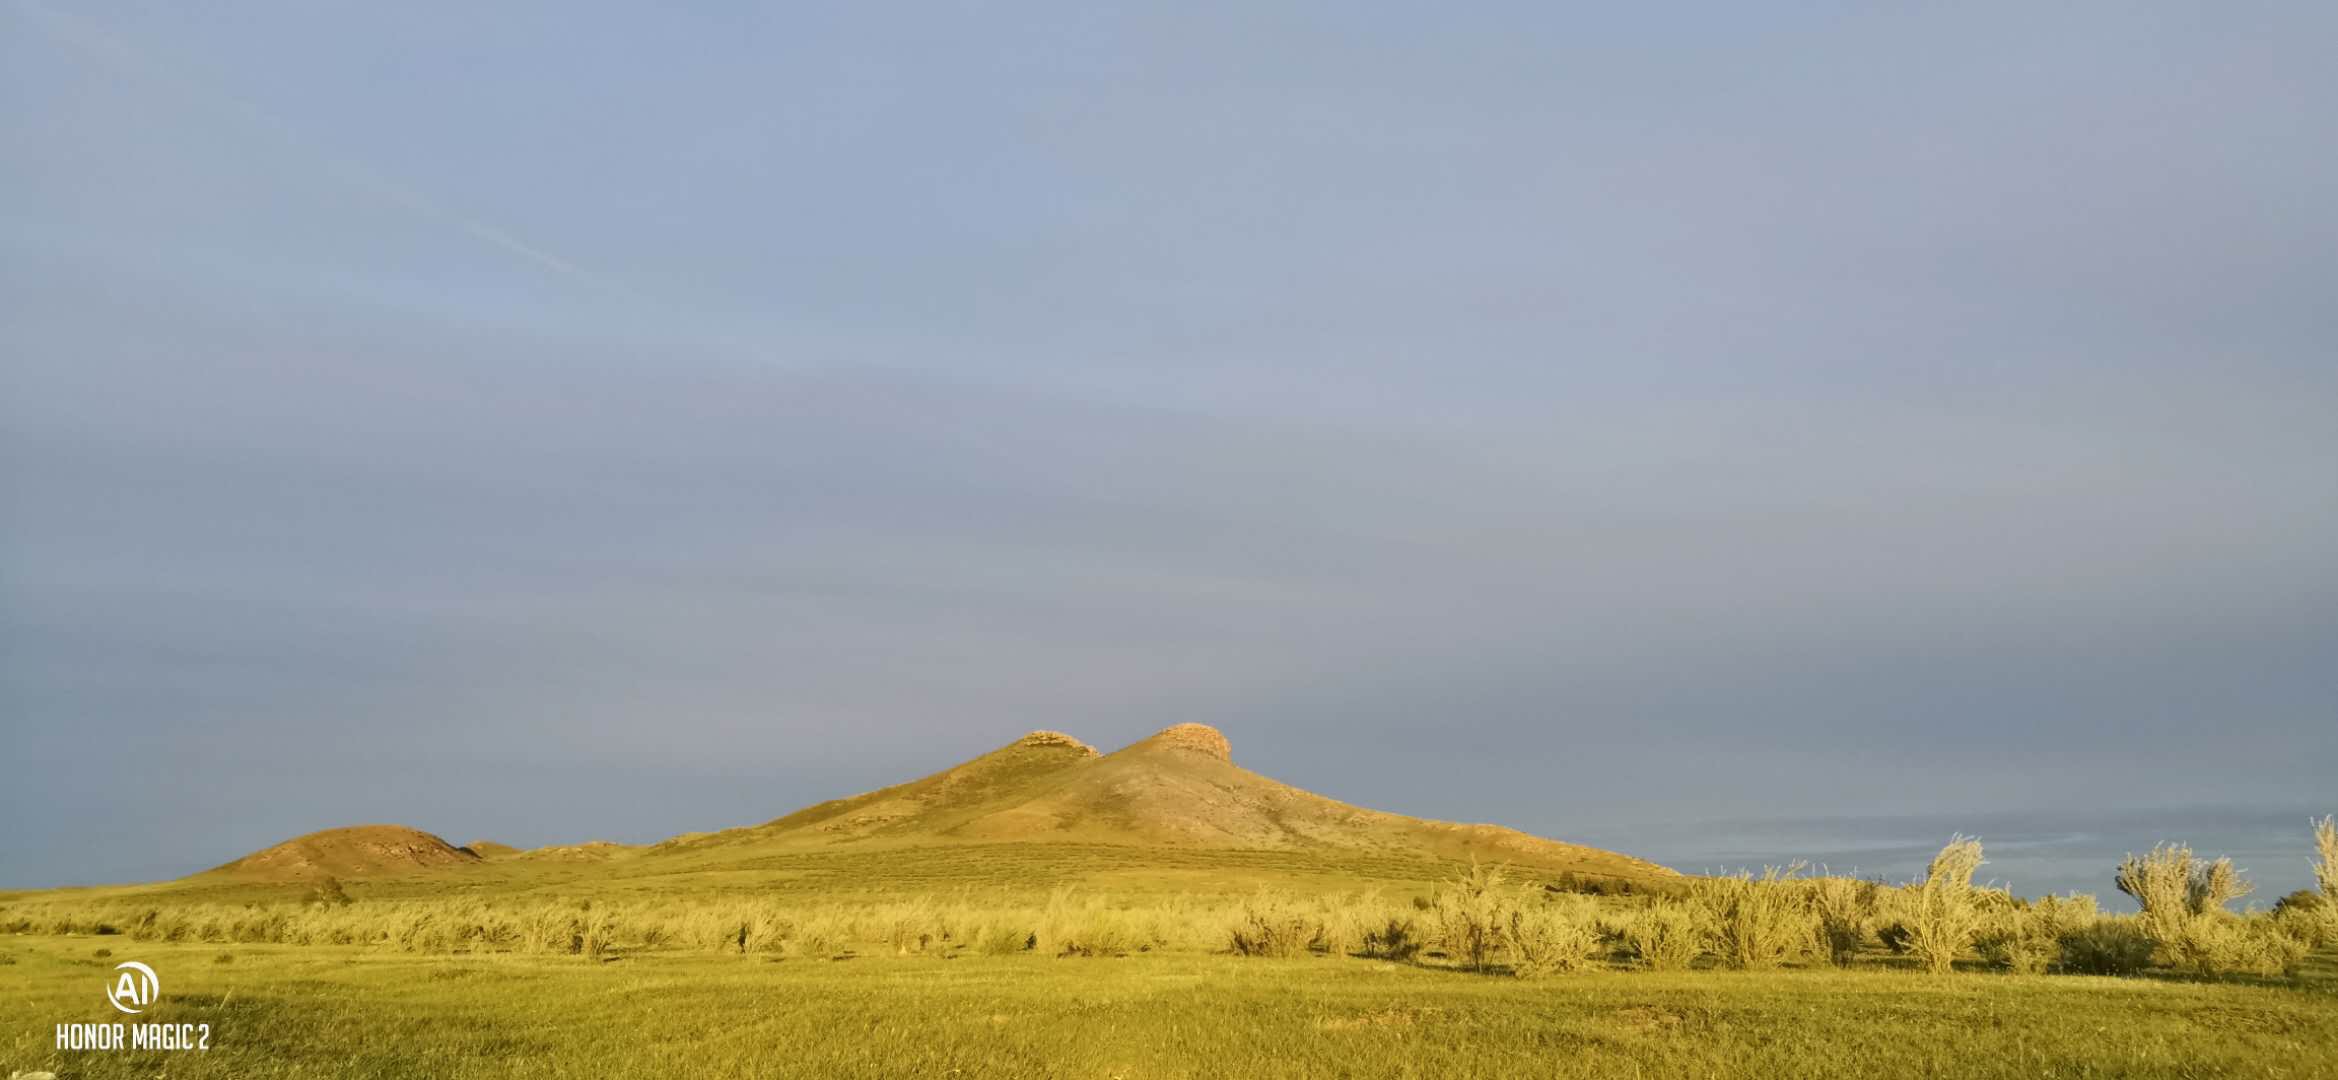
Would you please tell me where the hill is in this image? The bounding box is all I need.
[210,825,481,880]
[166,724,1669,899]
[680,724,1674,882]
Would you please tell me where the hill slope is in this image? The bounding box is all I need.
[211,825,481,880]
[177,725,1670,898]
[690,724,1673,881]
[755,730,1101,842]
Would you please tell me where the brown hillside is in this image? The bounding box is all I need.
[713,725,1674,881]
[460,840,521,859]
[213,825,480,880]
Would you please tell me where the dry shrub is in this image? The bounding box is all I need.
[1805,876,1876,967]
[2116,844,2255,976]
[789,910,852,960]
[2058,916,2154,976]
[1890,837,1986,975]
[1691,865,1815,971]
[2232,914,2313,977]
[519,904,580,955]
[1228,890,1319,958]
[1621,901,1703,971]
[2315,815,2338,899]
[579,904,619,958]
[1429,861,1513,972]
[1977,893,2094,974]
[877,899,940,956]
[2308,816,2338,944]
[1362,916,1422,962]
[975,921,1032,955]
[1501,897,1603,978]
[1035,888,1141,958]
[1315,891,1386,958]
[2269,893,2333,949]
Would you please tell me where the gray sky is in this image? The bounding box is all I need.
[5,3,2334,891]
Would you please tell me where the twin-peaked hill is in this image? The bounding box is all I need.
[682,725,1671,878]
[195,724,1673,891]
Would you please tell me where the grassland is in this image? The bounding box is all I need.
[109,842,1511,907]
[7,935,2338,1079]
[7,841,2338,1078]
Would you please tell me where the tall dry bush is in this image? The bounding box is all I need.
[1805,876,1876,967]
[1314,891,1386,959]
[2309,815,2338,943]
[518,904,581,955]
[789,908,853,959]
[1429,861,1514,972]
[1500,896,1603,978]
[1228,890,1319,958]
[1690,865,1815,971]
[876,899,940,956]
[1620,901,1703,971]
[1034,888,1144,957]
[2116,844,2254,976]
[2314,816,2338,900]
[1893,836,1986,975]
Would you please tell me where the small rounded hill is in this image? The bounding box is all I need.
[214,825,481,880]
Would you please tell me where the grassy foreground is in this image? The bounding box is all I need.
[7,937,2338,1079]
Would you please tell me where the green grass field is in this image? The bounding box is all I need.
[8,936,2338,1079]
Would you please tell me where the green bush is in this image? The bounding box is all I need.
[1362,917,1421,962]
[2231,915,2312,978]
[2058,918,2154,976]
[1977,893,2094,974]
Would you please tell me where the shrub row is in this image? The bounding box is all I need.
[7,819,2330,981]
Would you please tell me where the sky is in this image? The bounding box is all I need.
[4,3,2334,896]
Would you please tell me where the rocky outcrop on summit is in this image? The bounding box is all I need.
[1127,723,1233,762]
